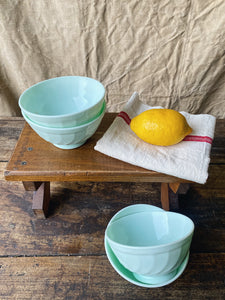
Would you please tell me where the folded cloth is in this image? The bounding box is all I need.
[94,92,216,184]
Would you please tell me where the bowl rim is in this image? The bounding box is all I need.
[19,76,105,119]
[22,101,106,131]
[105,210,195,251]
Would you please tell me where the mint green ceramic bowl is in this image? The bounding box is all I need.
[105,204,194,285]
[19,76,105,128]
[22,101,106,149]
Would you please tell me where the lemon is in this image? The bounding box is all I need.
[130,109,192,146]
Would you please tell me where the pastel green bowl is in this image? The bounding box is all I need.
[22,101,106,149]
[105,204,194,284]
[19,76,105,128]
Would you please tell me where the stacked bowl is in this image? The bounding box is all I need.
[19,76,106,149]
[105,204,194,287]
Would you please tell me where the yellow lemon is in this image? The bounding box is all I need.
[130,109,192,146]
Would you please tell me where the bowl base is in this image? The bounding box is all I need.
[54,141,86,149]
[133,269,177,285]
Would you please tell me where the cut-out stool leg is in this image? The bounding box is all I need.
[32,182,50,218]
[22,181,43,191]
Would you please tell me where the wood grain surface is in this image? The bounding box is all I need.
[4,114,189,183]
[0,117,225,299]
[0,254,224,300]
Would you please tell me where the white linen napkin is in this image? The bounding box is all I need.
[94,92,216,184]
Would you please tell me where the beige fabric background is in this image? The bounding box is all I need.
[0,0,225,118]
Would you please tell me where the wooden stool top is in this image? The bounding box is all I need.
[4,113,184,183]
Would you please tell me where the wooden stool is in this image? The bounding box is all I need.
[4,113,190,218]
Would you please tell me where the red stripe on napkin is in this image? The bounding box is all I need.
[183,135,213,144]
[118,111,131,125]
[117,111,213,144]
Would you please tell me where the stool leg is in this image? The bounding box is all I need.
[32,182,50,218]
[161,183,170,211]
[22,181,42,191]
[169,182,180,194]
[168,182,190,210]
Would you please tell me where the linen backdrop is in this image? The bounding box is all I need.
[0,0,225,118]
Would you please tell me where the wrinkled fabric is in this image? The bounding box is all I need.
[0,0,225,117]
